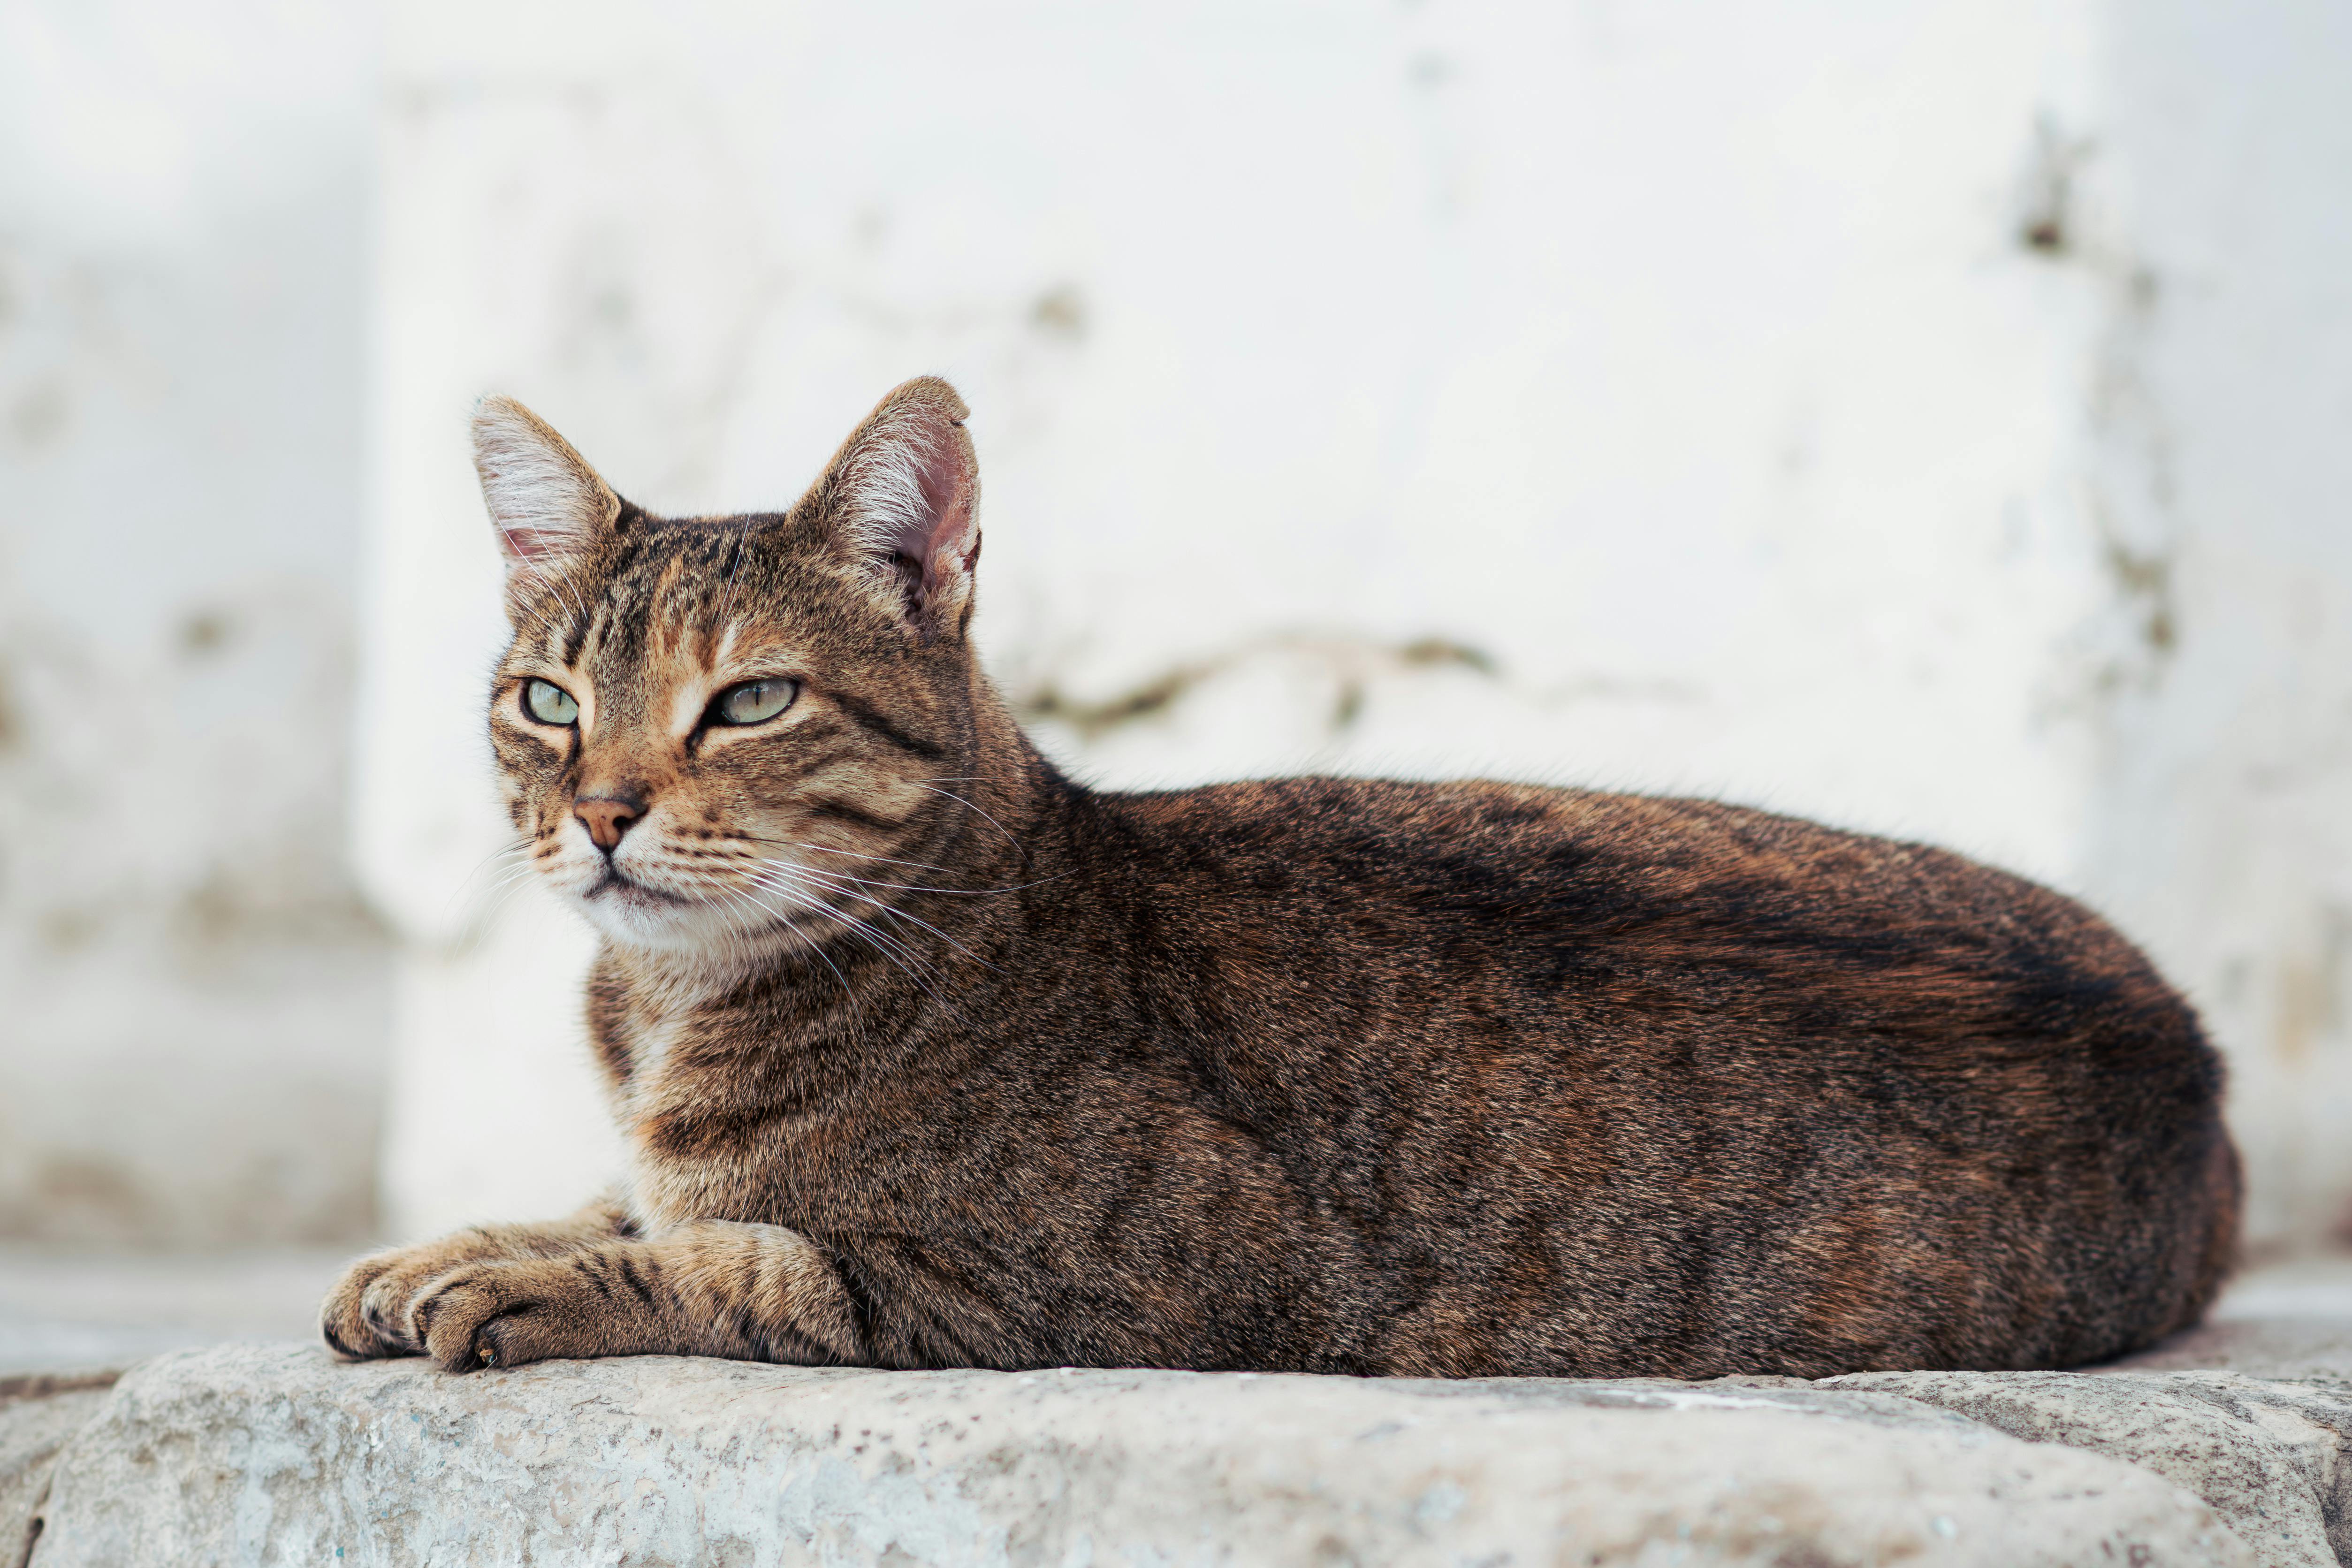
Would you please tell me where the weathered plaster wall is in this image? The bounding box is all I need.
[0,1,390,1243]
[2075,0,2352,1247]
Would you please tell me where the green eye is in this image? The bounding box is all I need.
[715,678,796,726]
[523,678,579,725]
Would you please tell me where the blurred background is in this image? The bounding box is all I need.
[4,0,2352,1363]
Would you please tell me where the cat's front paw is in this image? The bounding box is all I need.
[320,1232,507,1360]
[413,1258,608,1373]
[320,1248,412,1359]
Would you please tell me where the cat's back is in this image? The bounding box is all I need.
[1062,775,2236,1373]
[1084,772,2219,1099]
[1089,773,2163,999]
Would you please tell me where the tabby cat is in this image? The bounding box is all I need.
[322,377,2239,1379]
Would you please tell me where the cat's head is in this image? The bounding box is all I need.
[475,378,990,955]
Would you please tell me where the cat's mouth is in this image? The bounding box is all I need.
[584,868,689,908]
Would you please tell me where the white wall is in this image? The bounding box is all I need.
[2080,0,2352,1248]
[0,0,390,1243]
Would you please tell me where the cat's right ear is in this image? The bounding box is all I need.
[471,396,622,610]
[806,377,982,642]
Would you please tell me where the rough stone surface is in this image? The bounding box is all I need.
[14,1313,2352,1566]
[19,1345,2257,1567]
[2118,1317,2352,1384]
[0,1373,118,1568]
[1836,1370,2352,1568]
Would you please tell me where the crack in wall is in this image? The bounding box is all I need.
[1013,632,1495,741]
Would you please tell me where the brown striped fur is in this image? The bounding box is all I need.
[322,377,2240,1379]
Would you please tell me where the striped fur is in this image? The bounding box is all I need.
[323,378,2240,1379]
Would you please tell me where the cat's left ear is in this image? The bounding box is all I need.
[809,377,982,641]
[471,395,623,610]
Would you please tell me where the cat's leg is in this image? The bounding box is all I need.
[320,1191,634,1360]
[404,1218,869,1372]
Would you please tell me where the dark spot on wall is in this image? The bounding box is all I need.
[9,375,69,449]
[2101,536,2178,657]
[1024,664,1196,736]
[38,906,104,952]
[2016,116,2093,262]
[0,660,20,755]
[1397,637,1494,675]
[2276,905,2351,1068]
[168,867,390,952]
[1408,52,1455,89]
[178,610,234,656]
[1017,632,1496,740]
[1029,285,1087,342]
[1332,682,1366,731]
[27,1153,155,1236]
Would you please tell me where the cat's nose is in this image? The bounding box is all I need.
[574,796,643,853]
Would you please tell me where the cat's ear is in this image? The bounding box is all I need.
[471,395,622,605]
[809,377,982,640]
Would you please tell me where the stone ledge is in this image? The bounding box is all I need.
[8,1329,2352,1567]
[1,1372,119,1568]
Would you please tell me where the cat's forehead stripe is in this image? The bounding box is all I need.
[647,555,690,663]
[586,526,789,673]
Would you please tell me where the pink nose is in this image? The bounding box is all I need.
[574,797,642,852]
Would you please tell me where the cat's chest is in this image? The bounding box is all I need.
[612,1011,818,1235]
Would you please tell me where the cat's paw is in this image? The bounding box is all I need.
[320,1248,411,1358]
[413,1258,601,1373]
[320,1232,508,1359]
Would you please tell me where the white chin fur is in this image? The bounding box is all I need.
[538,825,810,959]
[571,883,782,955]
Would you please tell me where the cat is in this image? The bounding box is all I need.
[322,377,2239,1380]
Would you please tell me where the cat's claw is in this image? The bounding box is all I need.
[415,1261,549,1373]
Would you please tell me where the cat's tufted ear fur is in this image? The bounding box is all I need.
[807,377,982,641]
[472,395,623,609]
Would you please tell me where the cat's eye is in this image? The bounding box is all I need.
[523,678,579,726]
[713,678,797,727]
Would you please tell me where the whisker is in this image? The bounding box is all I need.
[490,517,591,631]
[911,783,1028,862]
[508,598,573,655]
[781,856,1065,898]
[461,849,542,906]
[446,841,532,916]
[768,895,954,1012]
[730,837,968,875]
[749,870,960,1010]
[469,865,547,932]
[769,863,999,971]
[761,879,945,981]
[481,556,574,651]
[717,885,864,1033]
